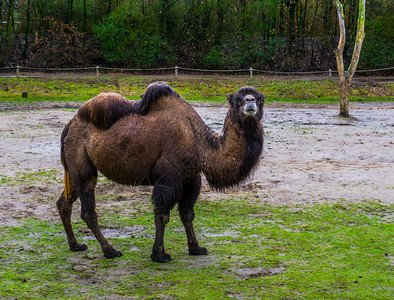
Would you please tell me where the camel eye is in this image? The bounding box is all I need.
[244,95,255,103]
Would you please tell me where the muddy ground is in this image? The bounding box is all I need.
[0,102,393,227]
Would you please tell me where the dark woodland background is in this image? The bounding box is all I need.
[0,0,392,72]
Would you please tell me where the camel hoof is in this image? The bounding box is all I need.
[189,246,208,256]
[104,249,123,259]
[151,252,172,263]
[70,243,88,252]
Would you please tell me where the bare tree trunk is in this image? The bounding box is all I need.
[107,0,111,13]
[333,0,365,117]
[339,74,351,116]
[0,0,3,65]
[83,0,87,32]
[284,0,299,53]
[216,0,228,45]
[65,0,74,24]
[22,0,31,60]
[6,0,15,47]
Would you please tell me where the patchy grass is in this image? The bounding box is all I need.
[0,169,61,186]
[0,198,392,299]
[0,77,392,104]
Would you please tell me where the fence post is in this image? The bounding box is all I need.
[329,69,332,78]
[16,66,20,79]
[96,66,100,77]
[249,67,253,79]
[175,66,178,77]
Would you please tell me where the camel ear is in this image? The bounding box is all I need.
[227,94,237,106]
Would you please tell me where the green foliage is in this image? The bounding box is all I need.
[359,12,394,69]
[0,199,392,298]
[1,0,393,70]
[93,4,164,67]
[204,47,225,68]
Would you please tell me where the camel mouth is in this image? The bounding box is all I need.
[244,102,257,116]
[245,109,257,116]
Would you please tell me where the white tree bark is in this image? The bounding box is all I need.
[333,0,366,117]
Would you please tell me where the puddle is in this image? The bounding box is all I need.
[231,266,286,279]
[80,225,151,240]
[202,230,240,238]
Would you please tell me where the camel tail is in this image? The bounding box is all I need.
[137,82,180,115]
[60,122,72,199]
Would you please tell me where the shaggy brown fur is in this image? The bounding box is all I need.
[57,82,264,262]
[78,93,136,129]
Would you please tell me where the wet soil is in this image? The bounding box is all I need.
[0,102,393,227]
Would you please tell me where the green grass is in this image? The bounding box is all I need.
[0,77,393,104]
[0,198,392,299]
[0,169,61,186]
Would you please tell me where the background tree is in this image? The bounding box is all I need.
[0,0,392,73]
[333,0,366,117]
[6,0,15,47]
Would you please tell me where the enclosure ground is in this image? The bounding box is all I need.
[0,102,393,298]
[1,102,393,226]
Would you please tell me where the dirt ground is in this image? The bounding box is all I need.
[0,101,393,227]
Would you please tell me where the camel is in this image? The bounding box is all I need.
[57,82,265,262]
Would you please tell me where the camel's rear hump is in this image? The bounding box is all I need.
[78,93,136,129]
[78,82,181,129]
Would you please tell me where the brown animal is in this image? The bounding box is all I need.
[57,82,264,262]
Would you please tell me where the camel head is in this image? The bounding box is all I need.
[227,86,265,121]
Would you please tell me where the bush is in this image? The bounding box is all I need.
[204,47,225,68]
[93,5,164,67]
[358,13,394,70]
[28,20,103,68]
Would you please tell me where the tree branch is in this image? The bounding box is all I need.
[167,0,180,9]
[348,0,366,77]
[332,0,346,77]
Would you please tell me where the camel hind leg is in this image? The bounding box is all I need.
[79,182,122,259]
[76,172,123,259]
[60,155,122,259]
[56,180,87,252]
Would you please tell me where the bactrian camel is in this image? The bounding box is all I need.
[57,82,264,262]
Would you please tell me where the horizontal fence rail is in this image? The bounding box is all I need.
[0,65,393,79]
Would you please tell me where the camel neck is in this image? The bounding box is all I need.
[201,114,263,190]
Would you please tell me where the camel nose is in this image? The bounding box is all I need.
[244,101,257,116]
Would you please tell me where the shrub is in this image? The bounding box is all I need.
[93,6,164,67]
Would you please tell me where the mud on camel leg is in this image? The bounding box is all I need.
[179,175,208,256]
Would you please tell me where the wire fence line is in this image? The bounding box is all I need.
[0,65,393,78]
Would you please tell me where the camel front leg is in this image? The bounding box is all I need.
[151,213,171,262]
[179,207,208,256]
[150,175,181,262]
[179,176,207,256]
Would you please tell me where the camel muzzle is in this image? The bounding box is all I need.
[244,102,257,116]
